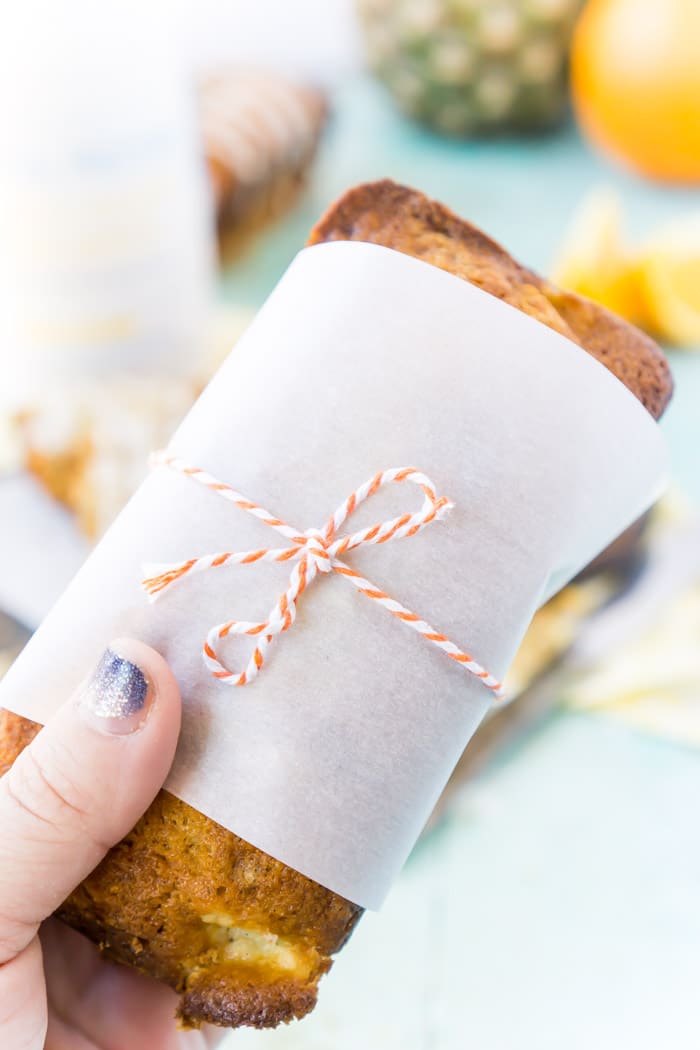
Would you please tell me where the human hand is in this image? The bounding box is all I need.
[0,640,225,1049]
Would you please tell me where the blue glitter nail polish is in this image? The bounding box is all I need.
[85,649,149,719]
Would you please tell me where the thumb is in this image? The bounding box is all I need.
[0,639,181,963]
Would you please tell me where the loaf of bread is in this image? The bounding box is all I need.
[0,181,672,1030]
[14,309,252,538]
[307,180,671,419]
[201,70,327,259]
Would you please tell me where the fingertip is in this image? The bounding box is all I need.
[0,640,184,939]
[107,638,182,737]
[109,638,181,702]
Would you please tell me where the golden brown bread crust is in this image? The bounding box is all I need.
[0,705,38,762]
[307,180,672,420]
[0,181,672,1030]
[0,710,361,1029]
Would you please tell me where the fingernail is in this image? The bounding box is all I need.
[79,648,152,735]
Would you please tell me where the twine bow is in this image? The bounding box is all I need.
[142,452,504,698]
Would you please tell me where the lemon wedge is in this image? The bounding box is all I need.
[638,217,700,347]
[552,187,643,324]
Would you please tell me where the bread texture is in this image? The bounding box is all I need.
[0,180,672,1030]
[0,710,360,1029]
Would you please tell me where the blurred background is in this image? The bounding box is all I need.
[1,1,700,1047]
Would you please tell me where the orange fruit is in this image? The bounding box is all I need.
[571,0,700,183]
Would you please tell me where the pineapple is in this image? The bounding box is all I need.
[357,0,584,135]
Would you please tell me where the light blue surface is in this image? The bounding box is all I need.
[221,75,700,1049]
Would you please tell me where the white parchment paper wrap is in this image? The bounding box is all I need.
[0,242,667,908]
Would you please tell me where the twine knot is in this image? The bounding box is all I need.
[142,452,503,699]
[303,528,333,574]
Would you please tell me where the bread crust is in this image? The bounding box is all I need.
[308,180,672,420]
[0,181,671,1030]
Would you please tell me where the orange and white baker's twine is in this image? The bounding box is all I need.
[142,452,504,699]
